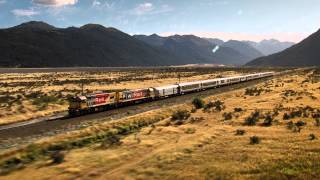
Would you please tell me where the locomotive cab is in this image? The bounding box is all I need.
[68,96,88,115]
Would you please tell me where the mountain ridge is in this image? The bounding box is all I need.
[246,29,320,66]
[134,34,260,65]
[0,21,185,67]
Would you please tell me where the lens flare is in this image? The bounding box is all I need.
[212,45,220,53]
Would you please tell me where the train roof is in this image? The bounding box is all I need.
[154,84,179,90]
[178,81,202,86]
[76,96,87,100]
[201,79,219,83]
[123,88,148,92]
[227,75,245,79]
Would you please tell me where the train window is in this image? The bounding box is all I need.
[182,84,199,90]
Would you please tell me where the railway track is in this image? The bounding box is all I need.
[0,113,67,131]
[0,76,278,142]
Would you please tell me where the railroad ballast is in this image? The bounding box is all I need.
[68,72,275,116]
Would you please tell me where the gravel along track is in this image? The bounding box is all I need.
[0,77,274,147]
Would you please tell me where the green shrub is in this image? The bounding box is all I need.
[272,109,279,117]
[48,143,69,151]
[283,113,290,120]
[309,134,316,140]
[50,151,65,164]
[286,121,294,130]
[2,157,22,169]
[244,111,260,126]
[289,110,303,119]
[244,117,257,126]
[171,110,191,121]
[223,112,233,120]
[204,100,225,111]
[315,119,320,126]
[0,95,15,104]
[185,128,196,134]
[295,120,306,127]
[312,111,320,119]
[235,129,246,135]
[234,107,243,112]
[117,125,131,135]
[189,117,205,123]
[262,115,273,126]
[250,136,260,144]
[245,87,263,96]
[101,134,122,148]
[192,97,205,109]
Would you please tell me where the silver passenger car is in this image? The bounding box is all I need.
[154,85,179,97]
[201,79,219,89]
[216,78,231,86]
[228,76,242,84]
[178,81,202,93]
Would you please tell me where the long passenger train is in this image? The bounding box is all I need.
[68,72,275,116]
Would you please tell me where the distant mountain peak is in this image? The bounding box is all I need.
[81,24,106,30]
[260,39,281,44]
[12,21,56,30]
[246,29,320,67]
[80,24,121,33]
[150,33,161,37]
[245,39,295,55]
[222,40,264,61]
[205,38,224,46]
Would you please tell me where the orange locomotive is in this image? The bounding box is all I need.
[68,88,155,116]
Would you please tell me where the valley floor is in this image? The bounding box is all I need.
[0,69,319,179]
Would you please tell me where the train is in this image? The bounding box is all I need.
[68,72,275,116]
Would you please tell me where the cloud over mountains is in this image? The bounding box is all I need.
[32,0,78,7]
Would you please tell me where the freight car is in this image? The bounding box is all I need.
[68,72,275,116]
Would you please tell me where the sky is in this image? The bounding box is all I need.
[0,0,320,42]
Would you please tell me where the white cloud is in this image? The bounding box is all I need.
[91,0,114,11]
[130,3,173,16]
[92,0,101,7]
[12,8,40,17]
[134,2,154,15]
[33,0,78,7]
[237,9,243,15]
[0,0,6,4]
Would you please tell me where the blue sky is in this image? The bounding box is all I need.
[0,0,319,42]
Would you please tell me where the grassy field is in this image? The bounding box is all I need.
[0,68,319,179]
[0,67,275,125]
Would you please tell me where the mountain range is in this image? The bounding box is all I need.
[0,21,298,67]
[135,34,295,65]
[134,34,258,65]
[246,29,320,66]
[245,39,295,56]
[0,21,184,67]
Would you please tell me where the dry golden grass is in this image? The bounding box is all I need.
[1,69,320,179]
[0,69,243,125]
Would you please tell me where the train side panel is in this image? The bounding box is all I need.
[154,85,179,97]
[119,89,150,102]
[201,79,218,89]
[178,81,202,93]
